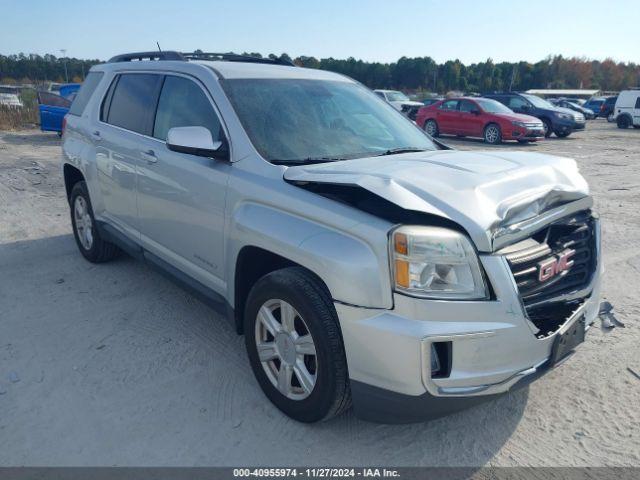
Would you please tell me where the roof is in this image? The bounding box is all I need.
[525,89,600,96]
[196,60,349,81]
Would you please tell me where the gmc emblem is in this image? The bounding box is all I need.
[537,248,576,282]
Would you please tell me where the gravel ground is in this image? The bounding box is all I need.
[0,121,638,467]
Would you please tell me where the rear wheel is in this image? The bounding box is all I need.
[244,267,351,422]
[70,181,119,263]
[424,119,439,137]
[483,124,502,144]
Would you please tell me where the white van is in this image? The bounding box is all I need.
[613,89,640,128]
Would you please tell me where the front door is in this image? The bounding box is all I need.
[136,74,230,292]
[457,99,484,136]
[435,99,460,134]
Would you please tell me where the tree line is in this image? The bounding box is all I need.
[1,52,638,93]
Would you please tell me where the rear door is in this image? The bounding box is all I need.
[37,91,71,132]
[96,72,163,236]
[435,99,459,134]
[136,74,230,292]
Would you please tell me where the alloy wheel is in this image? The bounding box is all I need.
[254,299,317,400]
[74,196,93,250]
[485,125,500,144]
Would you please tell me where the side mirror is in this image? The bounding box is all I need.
[520,104,530,111]
[166,126,228,160]
[470,108,481,115]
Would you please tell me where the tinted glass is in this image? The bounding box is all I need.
[106,74,162,135]
[508,96,530,110]
[459,100,476,112]
[222,79,436,163]
[153,76,221,141]
[635,97,640,109]
[522,94,554,109]
[68,72,104,116]
[439,100,459,110]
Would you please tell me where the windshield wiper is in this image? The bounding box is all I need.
[271,156,348,166]
[375,147,429,157]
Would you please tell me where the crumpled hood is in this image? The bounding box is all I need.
[284,150,591,252]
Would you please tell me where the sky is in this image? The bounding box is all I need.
[2,0,638,65]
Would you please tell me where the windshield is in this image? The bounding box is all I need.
[223,79,436,163]
[522,94,555,109]
[475,98,513,114]
[386,91,410,102]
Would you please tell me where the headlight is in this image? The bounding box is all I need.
[556,112,572,120]
[512,121,526,128]
[391,226,488,300]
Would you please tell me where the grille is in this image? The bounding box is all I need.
[502,210,597,335]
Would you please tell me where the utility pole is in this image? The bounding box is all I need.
[60,49,69,83]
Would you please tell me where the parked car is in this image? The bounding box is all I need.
[583,97,606,117]
[484,92,585,138]
[601,96,618,120]
[612,89,640,129]
[416,97,544,144]
[62,51,602,423]
[552,98,596,120]
[0,85,24,108]
[37,83,81,134]
[374,89,423,119]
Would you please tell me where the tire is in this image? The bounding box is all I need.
[555,130,571,138]
[483,123,502,144]
[70,181,119,263]
[633,125,640,129]
[244,267,351,423]
[542,119,553,138]
[617,115,631,129]
[424,119,439,137]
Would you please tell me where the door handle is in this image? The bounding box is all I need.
[140,149,158,164]
[91,130,101,141]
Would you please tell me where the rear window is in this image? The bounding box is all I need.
[68,72,104,116]
[635,97,640,109]
[104,74,162,135]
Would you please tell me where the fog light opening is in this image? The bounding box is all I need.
[430,341,452,378]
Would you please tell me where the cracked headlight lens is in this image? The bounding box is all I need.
[391,226,488,300]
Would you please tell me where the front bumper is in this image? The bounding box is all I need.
[337,219,602,423]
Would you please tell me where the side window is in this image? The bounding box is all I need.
[153,76,222,142]
[105,74,163,135]
[374,91,386,99]
[509,96,530,110]
[459,100,476,113]
[439,100,459,111]
[635,96,640,109]
[68,71,104,116]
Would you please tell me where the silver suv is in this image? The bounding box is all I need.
[61,51,602,423]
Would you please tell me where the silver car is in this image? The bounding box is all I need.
[61,51,602,423]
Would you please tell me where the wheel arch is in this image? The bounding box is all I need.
[63,163,85,203]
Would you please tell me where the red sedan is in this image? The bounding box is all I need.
[415,97,545,144]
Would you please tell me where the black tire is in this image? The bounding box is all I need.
[555,130,571,138]
[617,115,631,129]
[244,267,351,422]
[633,125,640,129]
[70,181,119,263]
[424,119,439,137]
[542,118,553,138]
[483,123,502,144]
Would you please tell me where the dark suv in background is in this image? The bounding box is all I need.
[484,92,586,138]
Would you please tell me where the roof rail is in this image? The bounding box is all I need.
[107,51,185,63]
[181,52,295,66]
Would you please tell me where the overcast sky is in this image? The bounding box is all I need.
[2,0,638,64]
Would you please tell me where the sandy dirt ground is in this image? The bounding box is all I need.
[0,122,638,467]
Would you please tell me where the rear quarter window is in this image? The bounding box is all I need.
[68,72,104,116]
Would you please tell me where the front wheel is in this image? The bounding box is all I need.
[617,115,631,129]
[555,130,571,138]
[424,119,439,137]
[542,119,552,138]
[244,267,351,422]
[483,124,502,144]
